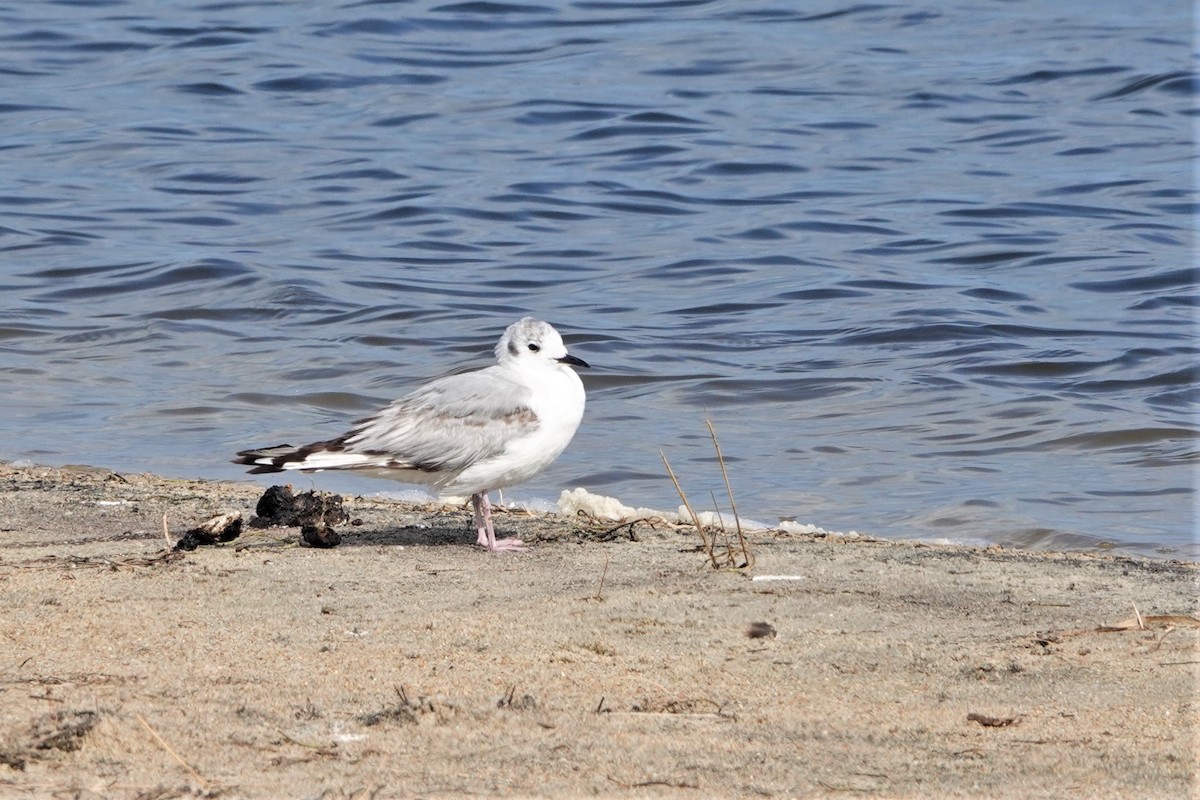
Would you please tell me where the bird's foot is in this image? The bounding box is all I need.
[485,537,526,553]
[471,491,524,552]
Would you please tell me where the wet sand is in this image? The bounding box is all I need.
[0,464,1196,799]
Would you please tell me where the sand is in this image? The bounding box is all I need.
[0,463,1196,799]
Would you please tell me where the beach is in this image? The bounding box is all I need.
[0,463,1196,798]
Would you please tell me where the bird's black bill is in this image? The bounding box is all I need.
[558,354,590,369]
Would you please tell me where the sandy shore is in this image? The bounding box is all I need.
[0,463,1196,799]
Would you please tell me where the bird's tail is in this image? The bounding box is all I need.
[234,440,383,474]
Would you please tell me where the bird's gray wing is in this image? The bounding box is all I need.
[340,367,539,475]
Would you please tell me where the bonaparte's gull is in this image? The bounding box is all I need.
[235,317,588,552]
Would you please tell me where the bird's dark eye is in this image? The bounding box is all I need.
[527,343,540,352]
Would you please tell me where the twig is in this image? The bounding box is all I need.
[1132,601,1145,631]
[136,713,209,790]
[1097,613,1200,632]
[607,775,699,790]
[584,516,645,541]
[161,513,172,551]
[709,490,739,567]
[967,712,1020,728]
[661,449,713,564]
[706,416,752,568]
[1147,626,1177,653]
[628,696,734,719]
[709,490,726,540]
[595,550,610,600]
[276,728,337,752]
[818,779,874,793]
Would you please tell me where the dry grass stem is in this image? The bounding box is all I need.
[275,728,336,752]
[661,419,753,570]
[709,490,732,564]
[136,712,209,790]
[709,490,725,537]
[595,550,610,600]
[660,449,712,561]
[1096,613,1200,632]
[706,416,752,568]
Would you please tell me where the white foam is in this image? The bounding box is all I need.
[557,487,676,521]
[557,487,856,537]
[503,495,558,514]
[778,520,854,536]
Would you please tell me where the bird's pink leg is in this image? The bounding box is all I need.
[472,492,489,546]
[471,492,525,553]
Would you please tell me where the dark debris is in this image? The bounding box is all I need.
[301,524,341,548]
[173,512,243,552]
[0,710,100,770]
[746,621,778,639]
[251,486,348,529]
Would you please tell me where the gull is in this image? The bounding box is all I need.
[235,317,588,552]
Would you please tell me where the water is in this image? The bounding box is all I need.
[1,0,1195,558]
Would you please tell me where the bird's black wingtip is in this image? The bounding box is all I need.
[233,444,295,472]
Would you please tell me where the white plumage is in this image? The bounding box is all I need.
[235,317,588,552]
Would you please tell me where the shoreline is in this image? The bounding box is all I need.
[5,457,1189,560]
[1,463,1197,798]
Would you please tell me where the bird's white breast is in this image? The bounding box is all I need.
[443,363,585,495]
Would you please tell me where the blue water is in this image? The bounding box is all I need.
[1,0,1196,557]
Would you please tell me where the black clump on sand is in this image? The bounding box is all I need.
[251,485,349,547]
[252,485,348,527]
[301,524,342,548]
[174,513,243,551]
[253,485,293,520]
[746,621,778,639]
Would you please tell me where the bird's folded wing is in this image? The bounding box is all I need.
[343,368,539,474]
